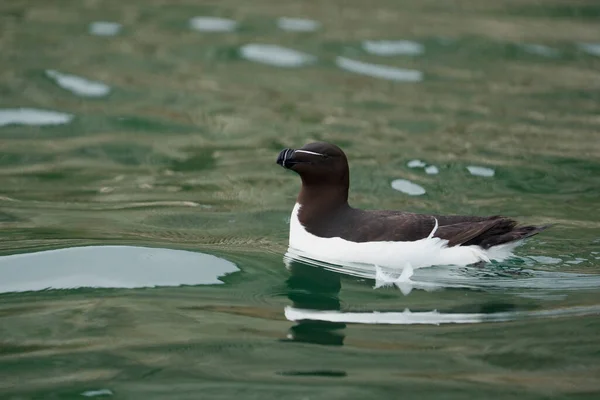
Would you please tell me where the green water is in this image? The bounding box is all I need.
[1,0,600,398]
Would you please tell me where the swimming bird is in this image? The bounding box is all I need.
[276,142,550,270]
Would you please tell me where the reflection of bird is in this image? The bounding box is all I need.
[284,259,345,346]
[277,142,550,269]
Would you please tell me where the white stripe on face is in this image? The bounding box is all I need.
[283,148,293,168]
[294,149,325,156]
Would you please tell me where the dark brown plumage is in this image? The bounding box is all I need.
[276,142,550,249]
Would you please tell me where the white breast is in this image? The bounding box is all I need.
[288,203,520,270]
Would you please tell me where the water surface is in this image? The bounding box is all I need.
[1,0,600,398]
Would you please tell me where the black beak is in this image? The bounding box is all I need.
[277,148,325,169]
[276,148,296,169]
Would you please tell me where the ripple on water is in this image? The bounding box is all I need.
[578,43,600,57]
[437,36,455,45]
[528,255,562,265]
[189,17,237,32]
[0,246,239,293]
[45,70,110,97]
[285,250,600,296]
[89,21,122,36]
[240,44,316,67]
[362,40,424,56]
[520,43,560,58]
[336,57,423,82]
[467,165,495,177]
[0,108,73,127]
[390,179,426,195]
[277,17,320,32]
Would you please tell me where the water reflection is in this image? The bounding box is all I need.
[0,246,239,293]
[286,304,600,325]
[189,17,237,32]
[284,258,345,346]
[81,389,114,397]
[528,255,562,265]
[390,178,426,195]
[286,248,600,292]
[277,17,320,32]
[45,70,111,97]
[282,255,600,329]
[362,40,424,56]
[88,21,122,36]
[336,57,423,82]
[277,370,347,377]
[578,43,600,57]
[425,165,439,175]
[407,159,426,168]
[466,165,495,177]
[407,159,439,175]
[520,44,560,58]
[0,108,73,127]
[240,44,316,67]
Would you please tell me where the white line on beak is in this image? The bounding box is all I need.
[294,150,325,156]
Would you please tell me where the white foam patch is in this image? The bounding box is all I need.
[407,159,426,168]
[189,16,237,32]
[425,165,439,175]
[391,179,426,195]
[0,108,73,127]
[520,44,560,58]
[240,44,316,67]
[578,43,600,57]
[362,40,424,56]
[89,21,122,36]
[45,70,110,97]
[0,246,239,293]
[336,57,423,82]
[277,17,320,32]
[467,165,495,177]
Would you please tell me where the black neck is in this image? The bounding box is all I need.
[297,182,350,225]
